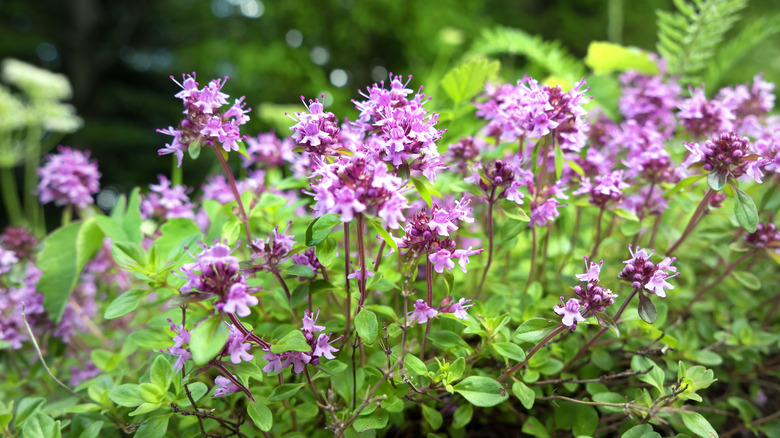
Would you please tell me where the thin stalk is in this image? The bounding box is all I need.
[343,224,352,338]
[373,240,386,271]
[523,226,538,294]
[557,206,582,275]
[356,214,368,312]
[273,270,299,320]
[648,212,662,248]
[61,204,72,226]
[476,191,496,298]
[562,287,639,372]
[631,182,656,248]
[24,124,43,236]
[419,260,434,361]
[667,189,715,256]
[591,207,605,260]
[682,249,758,315]
[0,167,24,225]
[210,145,253,245]
[498,324,567,383]
[171,156,183,186]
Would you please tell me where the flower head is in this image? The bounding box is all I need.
[618,245,678,298]
[409,299,438,324]
[37,146,100,208]
[554,297,585,329]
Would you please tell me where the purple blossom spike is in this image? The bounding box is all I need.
[213,375,240,397]
[37,146,100,208]
[618,245,678,298]
[678,87,735,139]
[141,175,195,220]
[684,132,766,184]
[226,325,254,364]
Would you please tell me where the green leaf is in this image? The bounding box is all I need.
[150,356,173,392]
[632,356,665,394]
[514,318,559,343]
[104,289,146,319]
[664,174,706,198]
[14,398,45,428]
[404,354,428,376]
[90,349,121,372]
[270,330,311,353]
[733,271,761,290]
[108,384,144,407]
[153,218,202,263]
[637,291,657,324]
[37,220,104,323]
[707,169,728,191]
[452,404,473,429]
[622,424,662,438]
[511,380,535,409]
[428,331,470,350]
[305,214,341,246]
[734,187,758,233]
[521,416,550,438]
[134,414,170,438]
[284,264,316,278]
[411,177,432,207]
[368,219,398,252]
[178,382,207,407]
[352,409,389,432]
[355,309,379,345]
[440,58,500,104]
[453,376,508,407]
[422,404,443,430]
[189,316,229,365]
[572,403,598,436]
[585,41,660,75]
[553,142,564,181]
[315,235,338,268]
[77,421,104,438]
[680,411,718,438]
[492,342,526,362]
[129,402,162,417]
[594,311,620,337]
[110,241,147,272]
[22,413,60,438]
[247,402,273,432]
[124,188,143,243]
[614,208,640,222]
[442,270,455,295]
[268,383,304,402]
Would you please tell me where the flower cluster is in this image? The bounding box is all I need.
[466,158,533,206]
[678,87,735,139]
[178,240,259,317]
[263,309,341,374]
[201,171,265,205]
[408,296,473,324]
[161,320,192,372]
[447,136,484,173]
[744,222,780,249]
[242,131,295,168]
[141,175,196,220]
[249,222,296,271]
[476,77,590,153]
[618,245,678,297]
[573,170,630,208]
[351,75,446,182]
[0,249,44,349]
[554,258,617,330]
[1,227,38,260]
[37,146,100,209]
[308,154,409,228]
[397,199,483,273]
[684,132,766,183]
[158,74,250,166]
[288,95,341,156]
[618,69,681,133]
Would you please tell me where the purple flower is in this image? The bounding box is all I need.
[159,74,250,166]
[141,175,195,220]
[575,258,603,283]
[37,146,100,208]
[1,227,38,260]
[744,223,780,248]
[162,322,192,372]
[684,132,765,183]
[243,131,294,167]
[249,222,297,270]
[262,352,284,373]
[226,326,254,364]
[288,95,340,155]
[618,70,680,132]
[717,74,775,120]
[69,363,101,387]
[213,375,240,397]
[178,239,242,295]
[428,249,455,273]
[409,299,438,324]
[312,333,339,359]
[440,297,473,320]
[301,309,326,341]
[678,87,735,139]
[282,351,312,374]
[554,297,585,329]
[347,263,375,281]
[451,247,484,273]
[573,170,630,208]
[618,245,678,298]
[529,198,562,227]
[218,282,258,317]
[0,247,18,275]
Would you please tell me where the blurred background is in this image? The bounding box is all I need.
[2,0,779,204]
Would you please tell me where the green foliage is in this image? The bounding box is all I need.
[656,0,748,83]
[466,26,586,84]
[440,58,501,105]
[453,376,508,407]
[585,41,660,75]
[189,316,230,365]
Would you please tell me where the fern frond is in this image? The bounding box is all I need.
[465,26,585,84]
[656,0,748,83]
[703,14,780,89]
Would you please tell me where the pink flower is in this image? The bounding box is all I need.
[441,298,473,320]
[554,297,585,329]
[409,299,438,324]
[428,249,455,273]
[218,282,258,317]
[575,258,603,283]
[226,326,253,364]
[451,247,484,273]
[312,333,339,359]
[213,375,240,397]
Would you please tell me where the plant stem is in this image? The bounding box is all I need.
[557,206,582,275]
[420,260,434,361]
[343,223,352,338]
[667,189,714,256]
[211,145,253,245]
[273,270,299,320]
[591,207,605,260]
[498,324,567,383]
[682,249,758,315]
[24,124,44,236]
[562,287,639,372]
[476,192,496,298]
[0,167,24,225]
[523,226,538,294]
[61,204,72,226]
[171,156,183,186]
[356,214,368,312]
